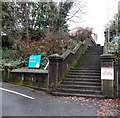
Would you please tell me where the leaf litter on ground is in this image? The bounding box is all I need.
[61,96,120,116]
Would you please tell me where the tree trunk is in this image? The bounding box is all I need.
[25,3,29,44]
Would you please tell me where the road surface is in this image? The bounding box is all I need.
[1,82,99,116]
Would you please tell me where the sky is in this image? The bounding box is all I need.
[67,0,119,45]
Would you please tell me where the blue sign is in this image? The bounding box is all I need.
[28,55,41,68]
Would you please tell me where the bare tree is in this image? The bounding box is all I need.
[66,0,86,25]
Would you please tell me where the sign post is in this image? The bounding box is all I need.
[101,54,115,98]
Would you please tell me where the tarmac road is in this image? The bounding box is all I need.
[1,82,99,117]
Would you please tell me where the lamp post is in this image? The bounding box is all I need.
[107,28,110,53]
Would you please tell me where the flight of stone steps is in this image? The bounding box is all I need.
[52,46,105,99]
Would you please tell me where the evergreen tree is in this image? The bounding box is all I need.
[2,1,82,45]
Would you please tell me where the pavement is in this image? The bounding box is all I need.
[0,82,119,117]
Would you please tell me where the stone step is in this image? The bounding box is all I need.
[90,52,102,53]
[88,53,101,54]
[52,92,105,99]
[69,70,101,73]
[83,64,100,66]
[87,52,102,54]
[63,81,101,86]
[87,49,102,51]
[89,47,103,49]
[74,68,101,70]
[87,53,102,54]
[66,75,101,78]
[88,54,102,55]
[57,88,101,94]
[78,66,101,69]
[64,78,101,82]
[61,84,101,90]
[78,64,101,66]
[89,52,103,54]
[79,66,101,68]
[89,48,103,50]
[88,49,103,51]
[69,72,101,75]
[86,54,101,56]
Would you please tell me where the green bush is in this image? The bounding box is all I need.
[1,48,16,59]
[2,36,13,48]
[40,52,48,69]
[0,48,48,69]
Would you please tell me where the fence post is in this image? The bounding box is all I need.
[3,66,14,81]
[101,54,115,98]
[47,55,63,91]
[115,60,120,98]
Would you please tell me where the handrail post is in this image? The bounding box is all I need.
[47,55,63,91]
[101,54,115,98]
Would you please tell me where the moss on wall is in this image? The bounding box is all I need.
[57,40,89,88]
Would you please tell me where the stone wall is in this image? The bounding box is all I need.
[2,68,48,90]
[48,39,93,90]
[114,61,120,98]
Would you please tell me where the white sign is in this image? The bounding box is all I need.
[101,67,114,80]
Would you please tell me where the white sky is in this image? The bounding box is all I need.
[67,0,119,45]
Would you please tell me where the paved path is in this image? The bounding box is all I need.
[1,82,99,116]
